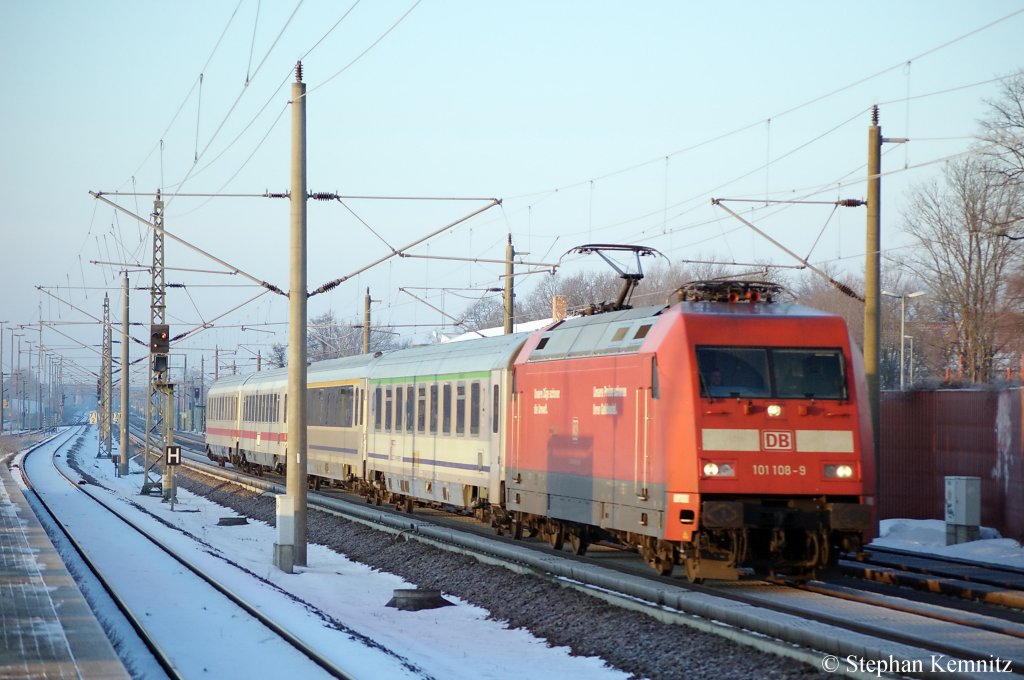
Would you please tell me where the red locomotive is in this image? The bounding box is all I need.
[502,279,875,581]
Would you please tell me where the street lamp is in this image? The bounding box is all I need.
[882,290,926,390]
[904,335,915,385]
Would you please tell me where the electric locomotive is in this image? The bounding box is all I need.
[503,280,874,581]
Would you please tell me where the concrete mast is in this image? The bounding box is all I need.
[276,61,308,572]
[119,272,130,476]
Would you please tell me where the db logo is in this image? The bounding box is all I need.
[762,430,794,451]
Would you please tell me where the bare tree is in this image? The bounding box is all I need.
[789,265,867,346]
[268,342,286,369]
[902,158,1023,383]
[269,310,408,366]
[980,69,1024,190]
[459,294,507,332]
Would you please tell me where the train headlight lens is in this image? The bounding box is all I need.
[703,462,735,477]
[825,464,855,479]
[767,404,782,417]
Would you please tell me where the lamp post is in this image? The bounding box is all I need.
[905,335,915,385]
[0,320,7,434]
[882,290,925,390]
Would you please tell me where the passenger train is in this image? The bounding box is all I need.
[206,280,874,581]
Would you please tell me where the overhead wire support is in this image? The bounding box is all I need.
[308,198,503,298]
[89,191,287,297]
[679,258,807,270]
[35,286,104,324]
[399,288,486,338]
[711,198,865,301]
[714,197,867,207]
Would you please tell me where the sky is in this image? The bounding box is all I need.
[1,1,1023,389]
[18,428,1024,678]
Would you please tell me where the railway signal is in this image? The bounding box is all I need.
[150,324,170,354]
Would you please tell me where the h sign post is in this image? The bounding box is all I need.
[165,445,181,466]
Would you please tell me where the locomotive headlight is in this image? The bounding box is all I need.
[766,404,783,417]
[703,462,735,477]
[825,464,855,479]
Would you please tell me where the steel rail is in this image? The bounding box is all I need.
[22,428,358,680]
[18,426,183,680]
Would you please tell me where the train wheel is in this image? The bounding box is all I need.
[510,512,524,541]
[547,521,565,551]
[569,527,589,556]
[643,542,676,577]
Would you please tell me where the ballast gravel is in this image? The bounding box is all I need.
[172,470,824,680]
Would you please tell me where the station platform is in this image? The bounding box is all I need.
[1,453,129,679]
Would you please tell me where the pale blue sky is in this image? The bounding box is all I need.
[1,1,1021,383]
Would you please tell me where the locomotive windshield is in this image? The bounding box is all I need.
[697,346,847,400]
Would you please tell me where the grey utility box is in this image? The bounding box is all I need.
[944,476,980,545]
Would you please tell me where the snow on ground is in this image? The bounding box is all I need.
[32,429,627,680]
[873,518,1024,569]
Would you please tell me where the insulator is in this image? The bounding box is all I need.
[295,61,303,83]
[310,192,335,201]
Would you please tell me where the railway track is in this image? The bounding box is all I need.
[152,432,1024,677]
[19,427,416,680]
[842,546,1024,609]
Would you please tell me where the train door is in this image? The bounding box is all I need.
[633,366,654,502]
[485,371,504,502]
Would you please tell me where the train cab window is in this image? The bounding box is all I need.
[492,384,500,434]
[697,346,847,400]
[772,349,846,400]
[429,384,439,433]
[697,347,770,398]
[405,386,415,432]
[611,327,628,342]
[634,324,651,340]
[455,383,466,436]
[417,386,427,433]
[442,384,452,435]
[470,382,481,436]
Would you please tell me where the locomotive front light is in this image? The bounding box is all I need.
[825,464,855,479]
[766,404,783,417]
[703,461,735,477]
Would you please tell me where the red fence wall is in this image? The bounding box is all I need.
[880,389,1024,542]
